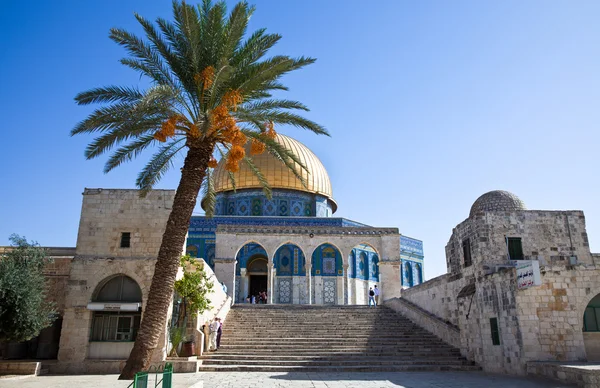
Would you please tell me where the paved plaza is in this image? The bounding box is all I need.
[0,372,576,388]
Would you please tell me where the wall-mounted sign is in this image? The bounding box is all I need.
[86,302,141,311]
[516,260,542,289]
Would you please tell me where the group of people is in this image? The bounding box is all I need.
[368,285,380,307]
[208,317,222,351]
[246,290,268,304]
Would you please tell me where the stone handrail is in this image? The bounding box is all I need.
[385,297,461,350]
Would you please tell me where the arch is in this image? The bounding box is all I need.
[415,263,423,284]
[308,241,344,263]
[369,253,380,282]
[583,292,600,361]
[233,240,269,259]
[404,261,414,287]
[90,275,142,343]
[92,274,142,302]
[312,243,343,276]
[274,243,306,276]
[348,251,356,278]
[247,256,268,274]
[235,241,268,275]
[350,243,379,281]
[346,242,381,264]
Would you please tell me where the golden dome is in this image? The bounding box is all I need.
[213,134,336,212]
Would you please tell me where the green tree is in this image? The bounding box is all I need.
[173,255,214,326]
[0,235,57,342]
[71,1,326,378]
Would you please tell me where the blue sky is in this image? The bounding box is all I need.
[1,1,599,279]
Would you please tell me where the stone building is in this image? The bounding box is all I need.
[0,134,424,373]
[185,133,425,304]
[389,190,600,380]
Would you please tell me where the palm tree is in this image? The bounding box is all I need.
[71,0,326,379]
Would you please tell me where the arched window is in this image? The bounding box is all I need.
[584,294,600,332]
[359,252,368,280]
[90,275,142,342]
[404,262,413,287]
[415,263,423,284]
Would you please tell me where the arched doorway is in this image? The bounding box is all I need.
[583,293,600,361]
[312,243,343,305]
[247,257,268,300]
[88,275,142,359]
[348,243,379,305]
[236,242,268,303]
[274,243,306,304]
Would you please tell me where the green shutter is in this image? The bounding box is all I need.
[507,238,524,260]
[490,318,500,345]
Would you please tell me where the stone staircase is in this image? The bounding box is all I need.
[199,304,480,372]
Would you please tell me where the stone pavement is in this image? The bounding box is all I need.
[0,372,577,388]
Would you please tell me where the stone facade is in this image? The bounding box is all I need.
[398,191,600,377]
[214,225,403,305]
[52,189,177,373]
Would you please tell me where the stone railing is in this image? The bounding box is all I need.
[385,297,461,350]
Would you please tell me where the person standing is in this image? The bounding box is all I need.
[216,318,223,349]
[373,285,380,305]
[368,287,376,307]
[209,318,219,351]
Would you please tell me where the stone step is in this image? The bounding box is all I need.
[218,344,456,350]
[201,358,473,366]
[221,339,447,344]
[206,352,463,359]
[202,305,477,373]
[198,364,482,372]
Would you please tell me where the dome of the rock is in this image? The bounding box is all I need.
[212,133,336,212]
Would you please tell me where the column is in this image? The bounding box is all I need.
[240,268,248,303]
[343,263,350,305]
[378,261,401,304]
[305,264,312,304]
[268,263,275,304]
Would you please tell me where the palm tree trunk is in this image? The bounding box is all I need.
[119,142,213,380]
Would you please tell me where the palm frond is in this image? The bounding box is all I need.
[83,118,162,160]
[216,145,237,192]
[137,139,186,194]
[235,110,328,136]
[242,156,272,200]
[75,86,143,105]
[201,168,216,217]
[222,2,253,60]
[104,133,157,173]
[110,28,175,87]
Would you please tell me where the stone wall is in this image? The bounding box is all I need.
[54,188,178,374]
[446,211,592,276]
[75,188,176,258]
[385,297,461,350]
[56,257,157,373]
[400,273,464,326]
[43,257,72,314]
[400,208,600,375]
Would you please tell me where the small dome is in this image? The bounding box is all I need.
[469,190,526,217]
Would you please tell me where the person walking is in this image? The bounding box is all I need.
[368,287,376,307]
[374,285,380,305]
[216,317,223,349]
[209,318,219,351]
